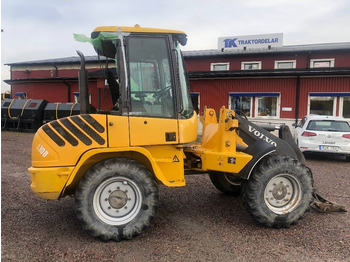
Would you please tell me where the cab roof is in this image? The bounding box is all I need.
[93,25,186,36]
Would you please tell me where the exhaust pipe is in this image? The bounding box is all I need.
[76,50,89,114]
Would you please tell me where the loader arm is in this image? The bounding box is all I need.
[184,106,304,179]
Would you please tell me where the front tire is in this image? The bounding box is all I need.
[75,158,159,241]
[209,172,243,196]
[243,154,313,228]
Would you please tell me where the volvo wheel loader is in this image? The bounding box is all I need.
[28,25,344,242]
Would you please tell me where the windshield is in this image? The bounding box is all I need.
[175,43,194,119]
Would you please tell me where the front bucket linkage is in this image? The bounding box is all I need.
[310,191,347,213]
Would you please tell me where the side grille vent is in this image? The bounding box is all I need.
[42,115,105,147]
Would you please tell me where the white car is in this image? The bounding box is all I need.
[294,115,350,161]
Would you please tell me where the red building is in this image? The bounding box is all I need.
[184,42,350,124]
[4,42,350,125]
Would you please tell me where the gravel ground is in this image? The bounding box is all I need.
[1,131,349,262]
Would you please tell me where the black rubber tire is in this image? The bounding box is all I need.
[74,158,159,241]
[242,154,314,228]
[345,156,350,162]
[209,172,243,196]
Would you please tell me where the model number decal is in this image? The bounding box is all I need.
[36,144,49,158]
[248,125,277,147]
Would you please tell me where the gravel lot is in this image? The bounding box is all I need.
[1,131,349,262]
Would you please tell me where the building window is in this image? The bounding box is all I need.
[211,62,229,71]
[310,58,335,68]
[274,60,296,69]
[229,95,252,117]
[256,96,279,117]
[229,92,279,118]
[309,95,335,115]
[241,61,262,70]
[340,96,350,118]
[74,92,92,104]
[15,92,27,99]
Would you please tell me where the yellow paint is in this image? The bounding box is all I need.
[30,102,252,201]
[29,107,253,200]
[107,115,130,147]
[129,116,179,146]
[185,107,253,173]
[144,145,185,186]
[31,114,108,167]
[60,145,186,198]
[93,25,186,36]
[178,113,198,144]
[30,144,187,200]
[29,166,74,199]
[29,112,189,199]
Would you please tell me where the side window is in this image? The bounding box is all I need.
[230,96,252,117]
[309,96,335,116]
[341,97,350,118]
[241,61,262,70]
[274,60,296,69]
[256,96,278,117]
[211,62,229,71]
[310,58,335,68]
[127,37,175,118]
[299,117,306,128]
[129,62,157,93]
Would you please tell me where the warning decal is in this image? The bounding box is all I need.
[173,155,180,162]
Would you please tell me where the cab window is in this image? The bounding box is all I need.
[127,37,175,118]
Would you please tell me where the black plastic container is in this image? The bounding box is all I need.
[43,103,81,124]
[1,98,48,132]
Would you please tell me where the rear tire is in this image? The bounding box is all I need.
[243,154,313,228]
[209,172,243,196]
[75,158,159,241]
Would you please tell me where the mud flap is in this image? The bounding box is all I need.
[310,192,347,213]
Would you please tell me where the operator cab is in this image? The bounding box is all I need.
[90,25,193,120]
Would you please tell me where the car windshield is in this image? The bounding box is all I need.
[307,120,350,132]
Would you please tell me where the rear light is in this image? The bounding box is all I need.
[301,131,317,137]
[342,134,350,139]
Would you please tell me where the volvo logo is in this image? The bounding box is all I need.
[248,125,277,147]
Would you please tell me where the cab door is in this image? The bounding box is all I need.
[126,36,179,146]
[129,117,178,146]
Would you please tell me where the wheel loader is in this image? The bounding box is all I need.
[28,25,345,241]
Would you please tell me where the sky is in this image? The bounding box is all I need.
[1,0,350,92]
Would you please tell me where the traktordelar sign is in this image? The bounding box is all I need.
[218,33,283,50]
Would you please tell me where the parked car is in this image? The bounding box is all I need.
[294,115,350,161]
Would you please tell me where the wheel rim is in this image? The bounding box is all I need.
[264,174,301,215]
[224,173,242,186]
[93,176,142,225]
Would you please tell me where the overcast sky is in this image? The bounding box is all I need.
[2,0,350,91]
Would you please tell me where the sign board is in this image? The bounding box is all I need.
[282,107,292,112]
[218,33,283,50]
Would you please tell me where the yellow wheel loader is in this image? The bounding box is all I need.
[28,25,345,242]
